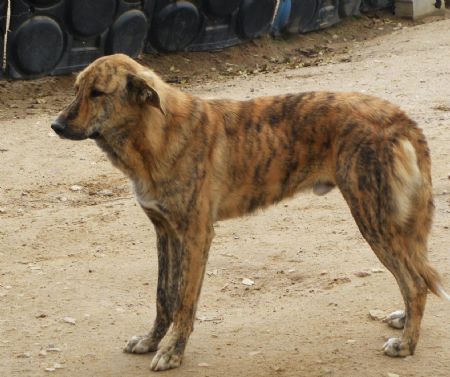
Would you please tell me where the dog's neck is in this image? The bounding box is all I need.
[95,92,197,199]
[95,120,157,183]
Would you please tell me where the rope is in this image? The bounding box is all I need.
[2,0,11,73]
[272,0,281,24]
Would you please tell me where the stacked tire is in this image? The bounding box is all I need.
[273,0,340,34]
[272,0,393,35]
[5,0,150,79]
[146,0,277,52]
[0,0,394,79]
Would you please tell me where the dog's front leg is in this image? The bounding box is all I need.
[150,222,214,371]
[124,225,181,354]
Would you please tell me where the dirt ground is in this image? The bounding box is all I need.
[1,12,450,377]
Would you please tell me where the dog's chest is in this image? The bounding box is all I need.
[133,181,160,211]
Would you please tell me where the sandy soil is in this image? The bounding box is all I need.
[1,14,450,377]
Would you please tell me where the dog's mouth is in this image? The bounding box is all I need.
[51,118,103,141]
[88,131,101,140]
[52,127,89,141]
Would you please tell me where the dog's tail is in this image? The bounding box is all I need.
[390,139,423,227]
[438,285,450,301]
[390,138,449,301]
[411,256,450,301]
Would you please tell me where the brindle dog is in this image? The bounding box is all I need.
[51,54,449,371]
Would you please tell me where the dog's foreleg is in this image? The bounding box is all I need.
[150,222,214,371]
[124,226,181,354]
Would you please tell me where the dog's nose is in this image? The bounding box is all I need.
[51,119,65,134]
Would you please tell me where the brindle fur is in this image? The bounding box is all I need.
[52,54,447,371]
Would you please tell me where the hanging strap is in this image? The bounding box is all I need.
[2,0,11,73]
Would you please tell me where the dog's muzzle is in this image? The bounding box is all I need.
[51,119,66,136]
[50,118,95,140]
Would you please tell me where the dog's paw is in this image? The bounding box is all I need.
[150,331,184,371]
[385,310,406,329]
[124,335,158,354]
[150,346,182,371]
[382,337,411,357]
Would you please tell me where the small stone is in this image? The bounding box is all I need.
[354,270,371,277]
[371,268,385,273]
[248,351,261,356]
[53,363,64,369]
[346,339,356,344]
[39,350,47,356]
[289,273,305,283]
[17,352,32,358]
[369,309,386,321]
[242,278,255,286]
[320,270,328,275]
[63,316,76,325]
[206,269,218,277]
[70,185,83,192]
[198,362,210,367]
[46,347,62,353]
[97,189,113,196]
[45,367,56,372]
[0,208,6,214]
[387,373,400,377]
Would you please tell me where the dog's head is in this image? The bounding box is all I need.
[51,54,166,141]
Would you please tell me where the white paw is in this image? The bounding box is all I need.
[124,335,158,354]
[150,348,182,371]
[385,310,406,329]
[149,331,184,371]
[382,337,411,357]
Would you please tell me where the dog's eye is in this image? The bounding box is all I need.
[91,89,105,98]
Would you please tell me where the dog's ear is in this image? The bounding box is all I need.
[126,73,166,116]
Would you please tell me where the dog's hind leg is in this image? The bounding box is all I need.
[376,240,429,357]
[336,136,439,357]
[124,215,182,354]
